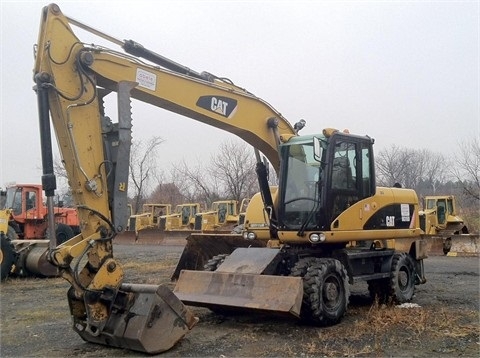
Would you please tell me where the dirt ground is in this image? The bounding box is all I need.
[0,243,478,357]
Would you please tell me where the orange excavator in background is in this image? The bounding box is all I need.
[32,4,428,355]
[0,183,79,280]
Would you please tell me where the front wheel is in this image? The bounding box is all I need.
[390,253,416,303]
[302,258,350,326]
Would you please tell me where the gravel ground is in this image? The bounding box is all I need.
[0,243,478,357]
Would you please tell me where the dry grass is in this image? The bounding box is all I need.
[314,301,478,357]
[265,300,479,357]
[121,258,177,272]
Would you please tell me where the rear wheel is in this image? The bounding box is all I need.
[390,253,416,303]
[300,258,349,326]
[55,223,75,245]
[1,231,15,281]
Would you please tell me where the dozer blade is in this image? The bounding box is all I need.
[113,230,138,244]
[114,229,192,246]
[136,229,193,246]
[448,234,480,256]
[72,284,198,354]
[174,270,303,317]
[171,233,267,280]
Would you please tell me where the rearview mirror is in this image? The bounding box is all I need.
[313,137,323,162]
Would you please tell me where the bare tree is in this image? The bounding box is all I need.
[210,139,258,202]
[149,182,185,207]
[419,149,449,195]
[172,159,220,206]
[53,157,67,180]
[129,136,164,213]
[168,140,259,208]
[452,137,480,202]
[376,145,447,191]
[376,145,417,187]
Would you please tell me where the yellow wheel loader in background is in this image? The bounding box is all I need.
[33,4,429,355]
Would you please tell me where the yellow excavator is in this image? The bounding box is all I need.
[33,3,428,355]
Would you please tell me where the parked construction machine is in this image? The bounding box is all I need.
[159,203,200,231]
[419,195,469,254]
[194,200,241,231]
[0,183,79,280]
[33,3,428,355]
[124,203,171,240]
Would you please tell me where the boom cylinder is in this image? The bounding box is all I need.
[35,73,57,250]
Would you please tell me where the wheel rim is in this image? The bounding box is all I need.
[398,268,409,289]
[323,274,342,310]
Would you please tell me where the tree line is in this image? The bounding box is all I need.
[129,135,478,231]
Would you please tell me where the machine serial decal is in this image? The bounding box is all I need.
[136,68,157,91]
[196,96,238,118]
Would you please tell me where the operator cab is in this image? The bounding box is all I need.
[277,130,376,234]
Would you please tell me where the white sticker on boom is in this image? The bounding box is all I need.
[401,203,410,222]
[136,68,156,91]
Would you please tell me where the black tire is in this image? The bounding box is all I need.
[55,223,75,245]
[390,253,416,303]
[204,254,229,271]
[289,257,321,278]
[301,258,350,326]
[1,232,15,281]
[289,257,323,317]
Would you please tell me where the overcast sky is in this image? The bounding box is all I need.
[1,0,478,188]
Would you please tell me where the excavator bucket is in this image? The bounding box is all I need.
[171,233,267,280]
[72,284,198,354]
[173,247,304,317]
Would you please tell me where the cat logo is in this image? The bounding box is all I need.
[196,96,238,118]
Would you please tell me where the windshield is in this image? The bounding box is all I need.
[5,187,22,215]
[280,141,322,230]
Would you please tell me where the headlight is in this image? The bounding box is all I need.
[309,233,326,243]
[243,231,257,240]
